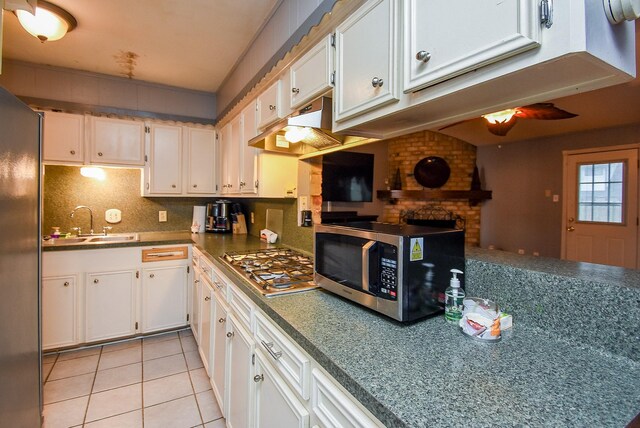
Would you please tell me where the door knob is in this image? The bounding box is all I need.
[567,226,575,232]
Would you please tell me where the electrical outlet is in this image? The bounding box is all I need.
[552,194,559,202]
[250,212,255,224]
[105,208,122,224]
[159,211,167,222]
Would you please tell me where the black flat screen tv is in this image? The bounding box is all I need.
[322,151,374,202]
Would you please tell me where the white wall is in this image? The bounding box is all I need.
[477,123,640,258]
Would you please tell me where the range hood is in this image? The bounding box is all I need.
[248,97,377,155]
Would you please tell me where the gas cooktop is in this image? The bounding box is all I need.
[220,248,318,297]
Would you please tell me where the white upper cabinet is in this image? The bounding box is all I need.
[90,117,145,166]
[334,0,399,122]
[240,102,259,195]
[42,111,85,164]
[186,127,217,195]
[289,34,334,109]
[256,80,283,130]
[403,0,540,93]
[221,116,242,194]
[148,123,182,194]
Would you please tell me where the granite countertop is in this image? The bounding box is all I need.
[42,230,195,251]
[42,231,640,426]
[192,235,640,428]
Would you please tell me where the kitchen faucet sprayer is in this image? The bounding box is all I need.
[70,205,94,235]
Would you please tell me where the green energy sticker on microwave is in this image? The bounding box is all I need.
[410,238,423,261]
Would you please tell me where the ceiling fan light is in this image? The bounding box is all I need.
[481,109,518,124]
[15,1,77,42]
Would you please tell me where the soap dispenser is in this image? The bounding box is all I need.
[444,269,465,323]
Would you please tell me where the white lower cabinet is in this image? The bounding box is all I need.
[141,265,188,333]
[42,275,78,350]
[199,278,214,374]
[254,349,310,428]
[226,313,256,428]
[85,270,137,342]
[211,290,228,409]
[191,268,202,343]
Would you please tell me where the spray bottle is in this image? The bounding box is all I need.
[444,269,464,323]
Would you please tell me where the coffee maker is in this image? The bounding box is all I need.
[206,200,232,233]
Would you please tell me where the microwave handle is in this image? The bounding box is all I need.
[362,240,377,292]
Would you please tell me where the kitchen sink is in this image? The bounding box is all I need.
[43,233,139,246]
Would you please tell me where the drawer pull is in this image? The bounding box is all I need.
[261,340,282,360]
[254,374,264,383]
[226,332,234,338]
[218,317,226,323]
[204,296,211,301]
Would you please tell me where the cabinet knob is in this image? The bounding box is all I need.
[292,88,300,94]
[239,181,245,187]
[149,273,155,278]
[416,50,432,63]
[70,150,76,155]
[253,374,264,383]
[171,184,176,188]
[269,104,276,111]
[93,279,99,284]
[226,331,234,338]
[371,77,384,88]
[204,296,210,301]
[193,184,197,188]
[97,152,103,157]
[194,279,200,283]
[567,226,575,232]
[63,281,69,287]
[218,317,226,323]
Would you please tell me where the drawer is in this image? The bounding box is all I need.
[209,265,228,301]
[311,369,379,428]
[227,283,254,332]
[199,256,214,282]
[255,311,310,400]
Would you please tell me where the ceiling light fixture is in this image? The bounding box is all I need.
[15,0,77,43]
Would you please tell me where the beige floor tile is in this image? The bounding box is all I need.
[180,335,198,352]
[143,338,183,361]
[57,346,102,361]
[143,353,187,381]
[48,354,99,381]
[98,346,141,371]
[143,372,193,407]
[43,353,58,364]
[196,389,223,423]
[83,409,142,428]
[143,331,179,344]
[184,350,204,370]
[93,362,142,393]
[42,395,89,428]
[204,419,226,428]
[189,368,212,394]
[144,395,202,428]
[44,372,94,404]
[102,338,141,354]
[179,328,194,338]
[43,362,54,380]
[85,383,142,423]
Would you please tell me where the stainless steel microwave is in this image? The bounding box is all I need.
[314,222,465,322]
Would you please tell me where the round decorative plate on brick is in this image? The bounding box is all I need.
[413,156,450,188]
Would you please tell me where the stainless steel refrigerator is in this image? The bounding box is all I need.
[0,86,42,426]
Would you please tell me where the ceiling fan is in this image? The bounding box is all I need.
[439,103,578,136]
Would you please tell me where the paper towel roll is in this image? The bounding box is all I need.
[192,206,206,233]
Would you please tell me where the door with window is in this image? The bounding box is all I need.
[563,147,638,268]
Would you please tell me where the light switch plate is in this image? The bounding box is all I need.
[105,209,122,224]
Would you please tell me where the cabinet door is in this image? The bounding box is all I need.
[220,121,240,195]
[211,291,228,411]
[257,152,298,198]
[199,279,213,375]
[290,35,334,109]
[191,269,202,343]
[256,80,283,130]
[186,127,217,194]
[42,275,78,350]
[141,265,187,333]
[42,112,84,164]
[240,102,258,195]
[254,350,310,428]
[404,0,540,92]
[334,0,399,122]
[148,123,182,194]
[85,270,137,342]
[226,313,255,428]
[90,117,145,165]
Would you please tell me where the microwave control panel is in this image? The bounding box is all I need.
[378,243,398,300]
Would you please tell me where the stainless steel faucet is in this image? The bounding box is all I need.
[70,205,94,235]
